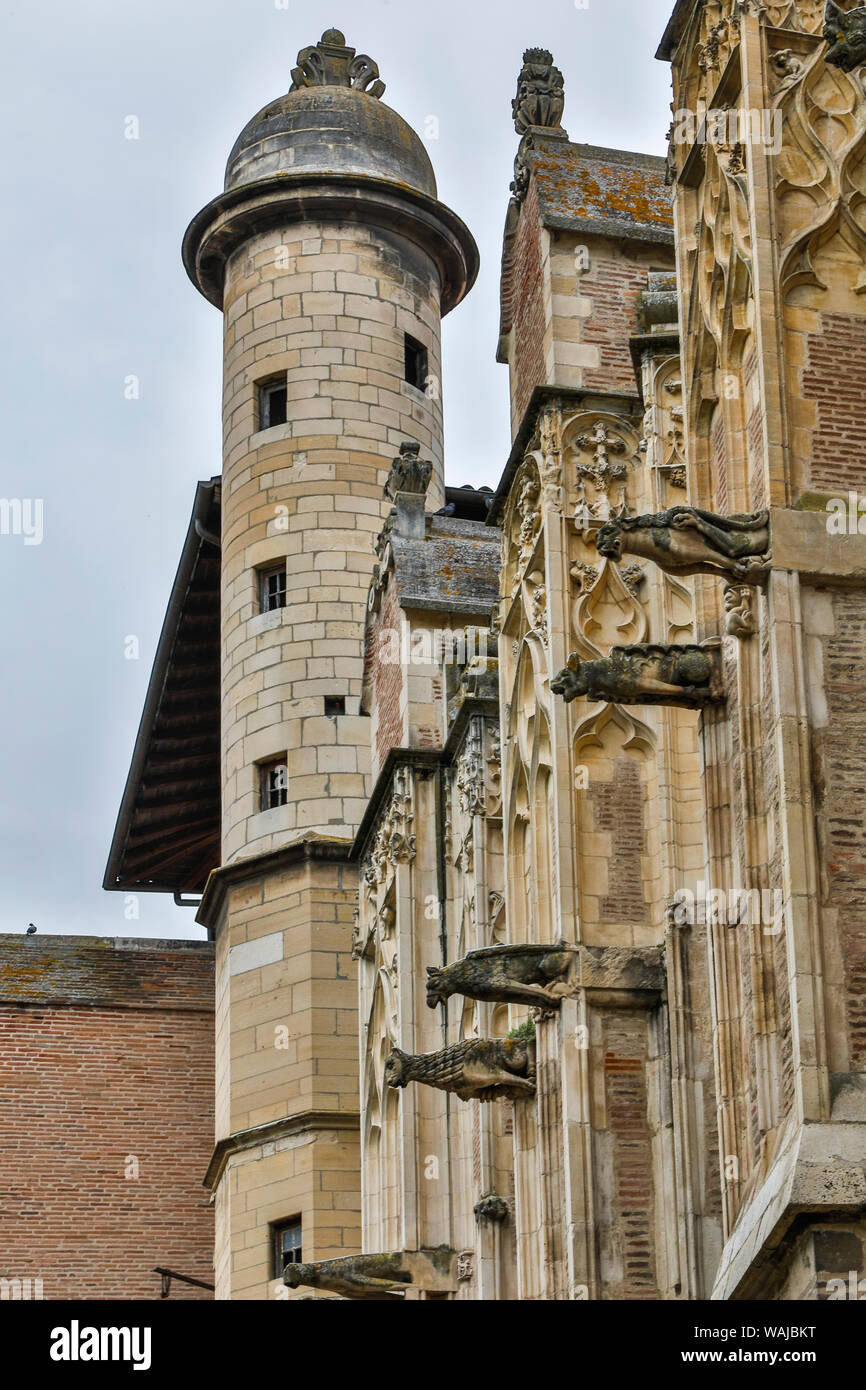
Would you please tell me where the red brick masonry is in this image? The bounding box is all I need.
[0,935,214,1300]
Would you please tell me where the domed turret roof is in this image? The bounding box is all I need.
[224,29,437,198]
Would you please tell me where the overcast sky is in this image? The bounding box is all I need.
[0,0,675,940]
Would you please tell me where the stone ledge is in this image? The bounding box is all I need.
[771,506,866,582]
[712,1115,866,1300]
[204,1109,360,1190]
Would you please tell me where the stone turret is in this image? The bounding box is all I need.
[184,28,478,1299]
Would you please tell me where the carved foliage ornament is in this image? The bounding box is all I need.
[371,766,415,880]
[569,417,637,531]
[290,29,385,97]
[503,457,542,599]
[775,15,866,302]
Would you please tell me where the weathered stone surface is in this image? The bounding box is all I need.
[290,29,385,96]
[824,2,866,72]
[595,506,771,583]
[284,1247,456,1299]
[383,441,433,502]
[512,48,565,135]
[474,1194,510,1224]
[551,642,724,709]
[426,943,579,1009]
[385,1037,536,1102]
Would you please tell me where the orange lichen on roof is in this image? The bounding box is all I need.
[529,137,673,232]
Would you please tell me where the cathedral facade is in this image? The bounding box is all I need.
[104,4,866,1300]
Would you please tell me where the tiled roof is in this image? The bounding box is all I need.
[529,135,673,243]
[0,935,214,1009]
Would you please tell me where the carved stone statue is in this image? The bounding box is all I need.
[551,643,724,709]
[291,29,386,97]
[383,441,432,501]
[512,48,565,134]
[594,505,770,583]
[824,2,866,72]
[724,583,756,638]
[385,1037,536,1102]
[284,1247,456,1299]
[426,943,578,1010]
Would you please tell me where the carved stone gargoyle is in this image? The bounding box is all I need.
[426,943,579,1010]
[284,1247,456,1300]
[594,505,771,583]
[385,1036,536,1102]
[824,1,866,72]
[551,642,724,709]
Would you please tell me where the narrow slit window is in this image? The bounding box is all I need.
[258,377,287,430]
[404,334,428,392]
[324,696,345,717]
[273,1218,302,1278]
[259,564,287,613]
[260,758,288,812]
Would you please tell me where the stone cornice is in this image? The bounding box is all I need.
[195,836,353,934]
[183,173,478,316]
[204,1110,360,1191]
[349,748,444,864]
[348,697,501,865]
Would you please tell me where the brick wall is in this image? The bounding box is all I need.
[601,1013,657,1299]
[588,756,649,925]
[510,179,547,428]
[821,589,866,1069]
[581,257,651,395]
[0,935,214,1301]
[803,312,866,496]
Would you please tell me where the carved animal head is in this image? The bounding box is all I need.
[284,1262,312,1289]
[824,1,866,71]
[550,653,588,703]
[595,518,624,560]
[425,965,451,1009]
[384,1047,409,1088]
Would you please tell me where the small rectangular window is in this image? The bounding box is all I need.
[404,334,428,392]
[260,758,288,812]
[258,378,287,430]
[324,696,345,717]
[259,564,287,613]
[273,1217,302,1278]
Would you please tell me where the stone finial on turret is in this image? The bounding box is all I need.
[290,28,386,97]
[512,47,566,135]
